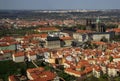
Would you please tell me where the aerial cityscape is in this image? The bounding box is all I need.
[0,0,120,81]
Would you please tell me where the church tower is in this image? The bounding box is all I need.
[96,17,106,32]
[86,19,92,30]
[96,16,100,32]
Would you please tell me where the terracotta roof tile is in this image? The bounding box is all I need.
[13,51,25,57]
[38,27,59,31]
[76,30,93,33]
[9,75,17,81]
[60,36,73,40]
[27,67,56,81]
[92,41,106,45]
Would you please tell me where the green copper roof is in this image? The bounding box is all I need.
[96,16,101,23]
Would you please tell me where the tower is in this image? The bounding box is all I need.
[96,16,100,32]
[96,17,106,32]
[86,19,92,30]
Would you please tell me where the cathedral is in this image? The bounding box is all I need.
[86,17,106,32]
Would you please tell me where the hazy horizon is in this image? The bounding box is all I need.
[0,0,120,10]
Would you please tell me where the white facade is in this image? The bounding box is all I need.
[101,66,107,74]
[108,68,118,77]
[92,34,110,41]
[27,71,34,80]
[93,68,101,78]
[12,54,25,62]
[113,58,120,62]
[73,33,83,42]
[63,63,71,68]
[28,55,37,61]
[65,70,81,77]
[73,32,110,42]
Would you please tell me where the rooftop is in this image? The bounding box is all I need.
[27,67,56,81]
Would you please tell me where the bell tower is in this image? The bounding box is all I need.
[96,16,100,32]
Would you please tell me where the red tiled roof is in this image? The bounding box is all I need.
[29,51,36,56]
[65,68,80,75]
[39,34,48,38]
[107,28,120,33]
[93,65,101,72]
[27,67,44,73]
[76,30,93,33]
[13,51,25,57]
[75,48,81,51]
[38,27,59,31]
[107,63,117,69]
[30,40,39,44]
[77,60,89,67]
[65,68,85,76]
[0,43,10,46]
[113,28,120,33]
[107,43,118,50]
[2,50,14,53]
[9,75,17,81]
[27,67,56,81]
[32,34,48,38]
[0,41,17,47]
[24,35,33,39]
[84,66,93,73]
[0,36,15,42]
[92,41,106,45]
[60,36,73,40]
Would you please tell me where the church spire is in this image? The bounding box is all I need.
[96,16,101,32]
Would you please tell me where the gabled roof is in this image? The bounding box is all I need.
[60,36,73,40]
[27,67,56,81]
[107,28,120,33]
[13,51,25,57]
[32,34,48,38]
[37,27,59,31]
[92,41,106,45]
[9,75,18,81]
[47,36,60,41]
[76,29,93,34]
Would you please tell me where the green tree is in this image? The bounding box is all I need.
[83,75,99,81]
[100,36,108,42]
[81,66,86,71]
[57,71,76,81]
[76,24,86,30]
[109,56,113,62]
[100,73,108,79]
[114,77,120,81]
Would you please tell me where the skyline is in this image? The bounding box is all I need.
[0,0,120,10]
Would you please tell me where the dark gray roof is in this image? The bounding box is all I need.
[47,36,60,41]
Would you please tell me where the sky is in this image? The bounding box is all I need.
[0,0,120,10]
